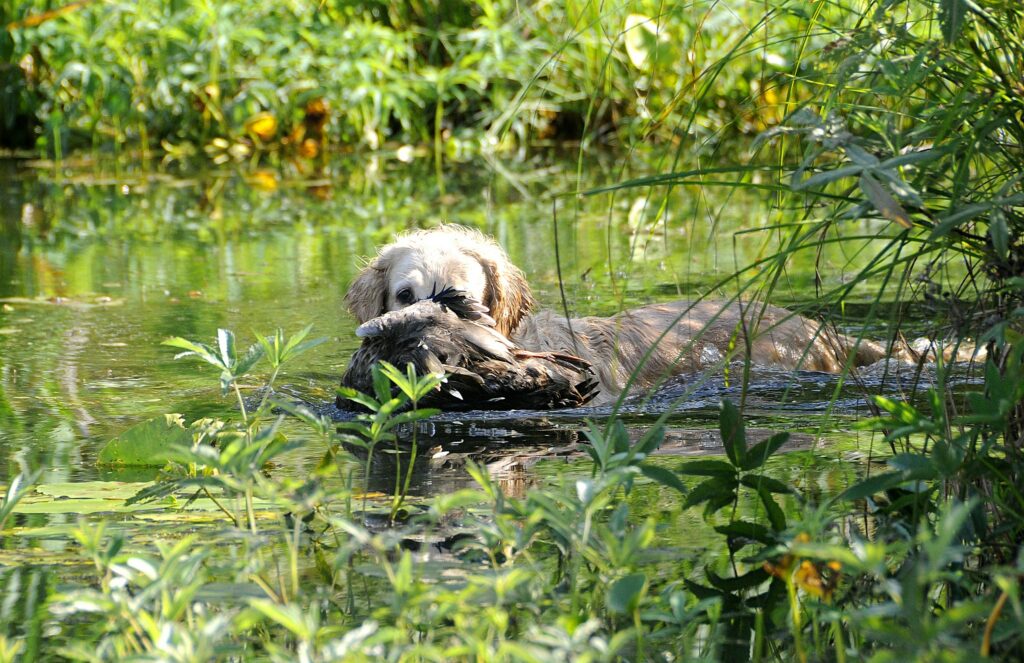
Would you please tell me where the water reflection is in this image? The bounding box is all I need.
[0,152,943,492]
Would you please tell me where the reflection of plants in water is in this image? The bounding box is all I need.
[337,361,444,523]
[0,470,39,530]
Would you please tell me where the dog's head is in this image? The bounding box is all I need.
[345,225,534,336]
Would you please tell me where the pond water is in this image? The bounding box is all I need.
[0,151,942,564]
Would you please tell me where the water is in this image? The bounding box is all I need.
[0,152,958,543]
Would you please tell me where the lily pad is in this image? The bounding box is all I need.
[97,414,192,466]
[12,481,277,516]
[36,481,147,500]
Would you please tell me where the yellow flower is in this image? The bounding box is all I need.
[245,112,278,142]
[247,170,278,192]
[298,138,319,158]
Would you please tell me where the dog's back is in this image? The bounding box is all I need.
[513,300,894,403]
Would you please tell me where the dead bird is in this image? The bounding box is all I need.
[339,288,598,411]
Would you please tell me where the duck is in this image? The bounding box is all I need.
[339,288,598,411]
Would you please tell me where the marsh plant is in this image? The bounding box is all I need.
[3,0,811,160]
[0,310,1021,659]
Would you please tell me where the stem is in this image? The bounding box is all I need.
[393,397,420,522]
[390,434,403,523]
[788,575,806,663]
[202,486,239,526]
[832,617,847,663]
[290,510,301,599]
[434,97,445,196]
[362,439,376,516]
[982,590,1009,657]
[233,383,249,426]
[246,486,257,533]
[257,366,282,413]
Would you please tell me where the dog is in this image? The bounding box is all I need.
[341,288,598,410]
[345,225,908,405]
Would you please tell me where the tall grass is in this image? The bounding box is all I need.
[582,0,1024,657]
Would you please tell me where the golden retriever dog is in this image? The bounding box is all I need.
[345,225,902,405]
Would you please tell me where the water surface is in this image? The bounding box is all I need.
[0,151,941,551]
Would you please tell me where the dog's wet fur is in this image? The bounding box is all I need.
[345,225,918,405]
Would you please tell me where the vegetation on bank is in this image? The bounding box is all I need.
[3,0,796,160]
[1,0,1024,660]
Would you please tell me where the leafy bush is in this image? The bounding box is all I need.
[2,0,810,159]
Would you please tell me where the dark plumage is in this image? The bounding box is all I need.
[339,289,598,411]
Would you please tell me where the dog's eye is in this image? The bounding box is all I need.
[396,288,415,305]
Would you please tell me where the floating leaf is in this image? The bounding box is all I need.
[97,414,191,466]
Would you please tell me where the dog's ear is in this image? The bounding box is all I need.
[467,248,535,336]
[345,259,388,323]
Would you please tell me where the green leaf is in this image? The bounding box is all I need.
[282,323,314,355]
[706,567,770,592]
[678,459,736,477]
[873,395,923,424]
[683,579,722,600]
[234,342,265,377]
[162,337,223,368]
[714,520,772,545]
[990,211,1009,260]
[844,143,879,167]
[0,470,41,530]
[792,164,864,191]
[337,387,380,412]
[757,486,787,531]
[217,328,236,368]
[248,600,312,639]
[372,364,395,403]
[940,0,968,43]
[739,474,792,494]
[683,476,737,511]
[607,573,647,615]
[639,464,688,494]
[97,414,192,466]
[634,424,665,456]
[860,171,912,229]
[719,399,746,467]
[609,418,630,455]
[836,471,903,502]
[740,433,790,471]
[889,453,936,479]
